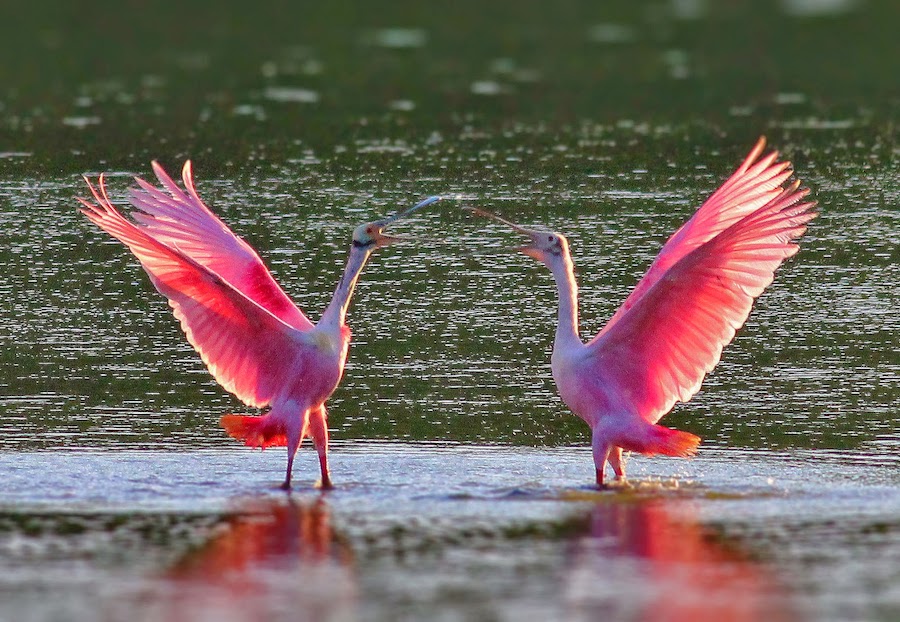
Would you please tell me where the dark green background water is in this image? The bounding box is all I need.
[1,0,896,453]
[2,1,897,172]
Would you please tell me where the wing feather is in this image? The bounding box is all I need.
[125,161,314,331]
[596,137,796,337]
[585,167,816,424]
[79,175,315,408]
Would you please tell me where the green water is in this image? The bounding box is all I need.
[0,1,898,620]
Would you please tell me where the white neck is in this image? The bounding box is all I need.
[318,244,372,330]
[547,252,583,351]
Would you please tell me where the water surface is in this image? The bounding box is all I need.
[2,447,899,621]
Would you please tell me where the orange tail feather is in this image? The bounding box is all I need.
[221,414,287,448]
[640,425,701,457]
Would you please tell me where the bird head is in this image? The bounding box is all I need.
[352,195,442,249]
[350,221,398,249]
[466,207,569,265]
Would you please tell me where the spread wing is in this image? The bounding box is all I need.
[126,160,314,331]
[596,137,793,338]
[79,175,317,408]
[584,144,816,424]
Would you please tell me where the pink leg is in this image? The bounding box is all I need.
[609,446,625,480]
[309,406,333,490]
[281,431,300,490]
[592,429,612,489]
[281,410,309,491]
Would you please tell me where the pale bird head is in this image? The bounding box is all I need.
[466,207,569,264]
[353,195,442,250]
[351,221,397,249]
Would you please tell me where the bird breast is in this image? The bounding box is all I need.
[311,330,347,356]
[288,328,351,403]
[306,323,351,359]
[551,350,608,428]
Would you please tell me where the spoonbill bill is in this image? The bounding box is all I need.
[470,138,816,487]
[79,161,439,489]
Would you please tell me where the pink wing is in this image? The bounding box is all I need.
[79,175,316,408]
[126,161,314,331]
[584,158,817,424]
[596,137,793,338]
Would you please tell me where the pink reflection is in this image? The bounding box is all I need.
[566,497,802,622]
[158,497,355,622]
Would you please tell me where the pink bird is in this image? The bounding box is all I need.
[471,138,817,487]
[78,162,439,489]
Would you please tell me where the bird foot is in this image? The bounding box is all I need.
[317,476,334,491]
[598,477,629,489]
[279,480,293,492]
[595,470,628,490]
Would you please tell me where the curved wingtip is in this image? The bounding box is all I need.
[738,136,768,174]
[181,160,195,192]
[150,159,181,188]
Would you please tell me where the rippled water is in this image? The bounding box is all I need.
[1,447,899,621]
[1,1,898,620]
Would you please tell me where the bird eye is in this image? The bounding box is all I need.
[548,235,554,242]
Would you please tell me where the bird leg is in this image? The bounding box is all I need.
[309,406,333,490]
[281,460,295,491]
[281,438,300,491]
[592,428,612,489]
[608,446,626,481]
[317,452,333,490]
[594,448,612,489]
[281,415,306,491]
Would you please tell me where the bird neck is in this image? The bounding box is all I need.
[547,253,583,350]
[318,245,372,331]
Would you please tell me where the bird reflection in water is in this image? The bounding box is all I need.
[161,497,355,622]
[565,492,802,622]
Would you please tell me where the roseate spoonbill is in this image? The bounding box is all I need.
[470,138,816,487]
[78,162,440,489]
